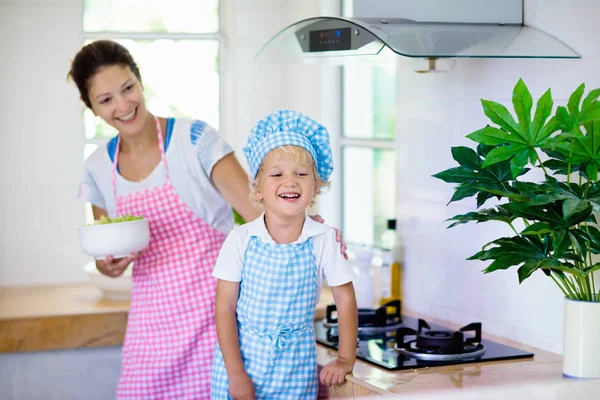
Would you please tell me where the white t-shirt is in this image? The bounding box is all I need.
[78,118,235,235]
[212,215,356,294]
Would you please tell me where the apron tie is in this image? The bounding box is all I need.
[243,322,311,366]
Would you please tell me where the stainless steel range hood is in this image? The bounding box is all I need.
[255,0,579,65]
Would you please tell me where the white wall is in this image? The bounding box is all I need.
[0,0,86,285]
[0,0,336,286]
[398,0,600,354]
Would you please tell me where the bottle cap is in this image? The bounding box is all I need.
[387,219,396,230]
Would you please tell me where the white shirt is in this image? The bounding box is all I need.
[212,215,356,294]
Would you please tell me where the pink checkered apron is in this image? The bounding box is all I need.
[113,117,226,399]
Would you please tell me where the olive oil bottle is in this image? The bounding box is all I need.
[379,219,403,306]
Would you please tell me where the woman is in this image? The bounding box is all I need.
[69,40,344,400]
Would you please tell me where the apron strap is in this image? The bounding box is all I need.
[111,116,169,207]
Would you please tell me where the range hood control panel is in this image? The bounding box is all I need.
[295,20,379,53]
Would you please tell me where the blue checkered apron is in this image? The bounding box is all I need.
[211,236,319,399]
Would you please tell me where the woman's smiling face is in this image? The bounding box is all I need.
[256,147,317,219]
[87,64,148,136]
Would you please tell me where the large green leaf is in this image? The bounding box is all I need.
[555,84,600,132]
[513,78,533,134]
[531,89,554,143]
[521,222,552,235]
[468,236,564,283]
[432,145,520,207]
[547,84,600,181]
[584,226,600,254]
[501,201,593,228]
[446,208,515,228]
[526,177,600,215]
[500,201,593,257]
[432,166,478,184]
[483,143,528,167]
[451,146,481,170]
[466,79,559,177]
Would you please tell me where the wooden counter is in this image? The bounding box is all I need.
[0,283,335,354]
[0,284,129,352]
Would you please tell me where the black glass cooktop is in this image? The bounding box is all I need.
[314,315,534,371]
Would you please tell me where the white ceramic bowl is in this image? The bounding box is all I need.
[78,219,150,259]
[84,262,132,300]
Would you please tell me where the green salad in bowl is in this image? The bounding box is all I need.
[89,215,144,225]
[79,215,150,259]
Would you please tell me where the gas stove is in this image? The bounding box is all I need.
[315,301,534,371]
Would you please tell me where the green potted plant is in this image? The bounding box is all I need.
[433,79,600,379]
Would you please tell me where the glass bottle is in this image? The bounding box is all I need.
[379,219,403,305]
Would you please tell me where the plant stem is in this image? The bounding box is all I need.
[566,137,575,184]
[585,275,593,301]
[585,221,593,267]
[557,273,577,299]
[583,178,591,198]
[572,275,584,300]
[577,275,590,300]
[565,276,578,299]
[508,222,519,236]
[550,273,570,298]
[536,151,549,177]
[576,276,586,301]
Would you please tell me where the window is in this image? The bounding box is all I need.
[341,64,396,247]
[82,0,221,223]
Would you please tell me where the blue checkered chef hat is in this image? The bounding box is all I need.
[243,109,333,184]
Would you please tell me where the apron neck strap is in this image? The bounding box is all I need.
[111,115,168,202]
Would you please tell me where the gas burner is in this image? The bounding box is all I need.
[394,319,486,361]
[324,300,403,335]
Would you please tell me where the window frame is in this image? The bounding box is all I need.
[81,3,225,150]
[340,66,397,248]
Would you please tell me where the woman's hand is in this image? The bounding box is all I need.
[95,252,141,277]
[319,357,354,386]
[228,370,256,400]
[309,214,348,260]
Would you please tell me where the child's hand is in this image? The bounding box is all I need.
[229,371,256,400]
[308,214,348,260]
[319,358,354,386]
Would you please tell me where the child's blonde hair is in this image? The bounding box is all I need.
[249,145,330,211]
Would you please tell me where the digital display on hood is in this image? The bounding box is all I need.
[309,27,351,52]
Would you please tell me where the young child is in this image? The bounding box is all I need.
[210,110,358,399]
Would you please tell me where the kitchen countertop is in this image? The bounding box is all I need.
[0,284,129,352]
[0,283,334,353]
[315,311,600,399]
[376,378,599,400]
[2,285,597,399]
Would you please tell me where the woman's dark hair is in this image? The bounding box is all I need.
[67,40,142,108]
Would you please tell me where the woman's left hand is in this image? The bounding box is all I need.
[309,214,348,260]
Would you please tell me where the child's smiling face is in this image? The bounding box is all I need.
[256,147,317,219]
